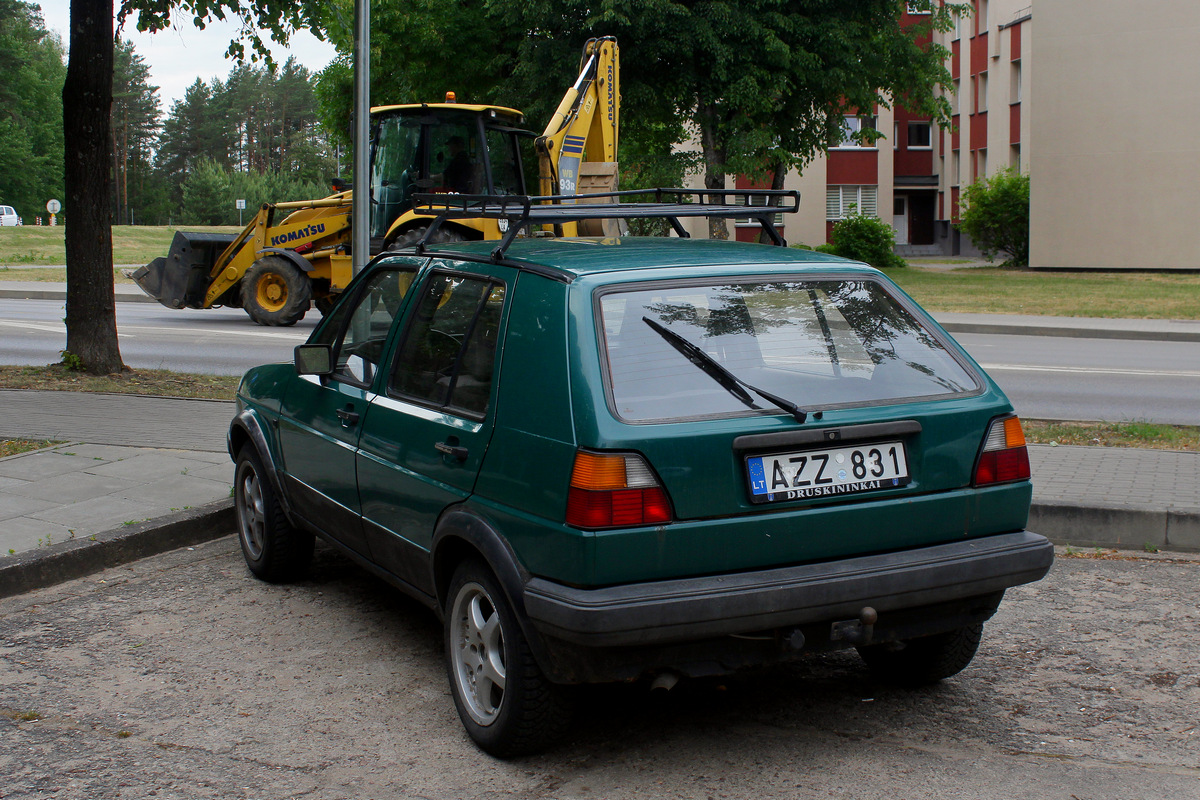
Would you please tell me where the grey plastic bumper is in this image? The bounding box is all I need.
[523,531,1053,647]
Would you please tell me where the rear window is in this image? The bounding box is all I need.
[598,278,981,422]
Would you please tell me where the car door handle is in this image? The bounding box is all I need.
[435,441,468,461]
[336,406,360,426]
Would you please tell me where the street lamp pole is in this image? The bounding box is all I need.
[351,0,371,275]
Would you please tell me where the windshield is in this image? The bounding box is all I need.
[598,278,981,422]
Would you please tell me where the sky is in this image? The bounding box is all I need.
[38,1,341,109]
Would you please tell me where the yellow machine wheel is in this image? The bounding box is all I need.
[241,257,312,326]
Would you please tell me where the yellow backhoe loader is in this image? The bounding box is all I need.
[134,37,620,325]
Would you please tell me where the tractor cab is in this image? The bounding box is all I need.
[369,102,535,248]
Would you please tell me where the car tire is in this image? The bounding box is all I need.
[444,560,573,757]
[857,623,984,686]
[385,225,465,253]
[234,445,314,582]
[242,256,312,326]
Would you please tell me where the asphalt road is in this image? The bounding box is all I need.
[2,298,1199,424]
[1,537,1198,799]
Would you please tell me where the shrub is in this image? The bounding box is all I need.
[826,209,906,269]
[956,168,1030,267]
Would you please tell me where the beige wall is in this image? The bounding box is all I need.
[1030,0,1200,269]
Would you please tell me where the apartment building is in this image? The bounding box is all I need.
[685,1,1197,269]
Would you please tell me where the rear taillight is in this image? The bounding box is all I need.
[973,415,1031,486]
[565,451,672,529]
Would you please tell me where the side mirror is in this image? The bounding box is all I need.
[294,344,334,376]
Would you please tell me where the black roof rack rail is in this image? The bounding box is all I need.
[410,188,800,261]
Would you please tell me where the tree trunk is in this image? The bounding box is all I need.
[699,103,729,240]
[63,0,125,374]
[758,159,787,245]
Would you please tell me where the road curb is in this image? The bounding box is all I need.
[0,287,155,303]
[0,500,234,599]
[1030,500,1200,554]
[939,321,1200,343]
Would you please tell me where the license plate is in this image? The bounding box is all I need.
[746,441,910,504]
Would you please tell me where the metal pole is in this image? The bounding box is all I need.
[352,0,371,274]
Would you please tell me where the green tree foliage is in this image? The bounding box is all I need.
[179,158,331,226]
[112,38,161,225]
[313,0,692,193]
[314,0,960,238]
[825,209,907,270]
[0,1,65,220]
[956,168,1030,267]
[156,60,335,193]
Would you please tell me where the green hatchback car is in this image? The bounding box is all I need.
[229,196,1052,756]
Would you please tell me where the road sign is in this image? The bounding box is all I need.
[236,199,246,209]
[46,199,61,214]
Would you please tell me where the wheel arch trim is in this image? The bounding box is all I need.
[430,507,556,669]
[228,409,293,520]
[255,247,313,275]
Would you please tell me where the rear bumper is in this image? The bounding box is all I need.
[523,531,1053,648]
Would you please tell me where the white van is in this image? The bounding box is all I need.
[0,206,21,226]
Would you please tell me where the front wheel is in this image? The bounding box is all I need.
[242,256,312,326]
[234,445,313,582]
[444,560,572,757]
[857,623,984,686]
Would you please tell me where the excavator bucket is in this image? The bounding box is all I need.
[133,231,237,309]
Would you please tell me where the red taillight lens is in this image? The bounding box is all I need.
[565,452,672,528]
[973,416,1032,486]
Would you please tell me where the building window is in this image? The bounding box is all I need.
[832,115,878,149]
[826,185,879,220]
[907,121,933,149]
[906,2,931,14]
[1011,61,1022,103]
[951,151,961,186]
[978,72,988,112]
[977,0,989,35]
[1010,144,1021,171]
[734,194,783,227]
[952,79,961,115]
[977,149,987,179]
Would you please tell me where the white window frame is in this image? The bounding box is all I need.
[831,115,878,150]
[826,185,879,221]
[906,2,932,15]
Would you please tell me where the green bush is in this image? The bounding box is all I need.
[826,210,906,269]
[956,168,1030,267]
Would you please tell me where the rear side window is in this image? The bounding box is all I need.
[599,279,980,422]
[390,272,506,417]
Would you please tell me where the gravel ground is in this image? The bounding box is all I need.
[1,537,1198,799]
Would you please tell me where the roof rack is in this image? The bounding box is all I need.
[410,188,801,261]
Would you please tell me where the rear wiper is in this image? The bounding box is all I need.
[642,317,808,424]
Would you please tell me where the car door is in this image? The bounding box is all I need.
[278,265,420,556]
[356,261,514,589]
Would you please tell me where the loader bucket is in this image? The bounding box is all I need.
[133,230,237,309]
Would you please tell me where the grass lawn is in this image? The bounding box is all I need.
[1023,420,1199,451]
[888,266,1200,319]
[0,267,135,283]
[0,439,62,459]
[0,225,242,267]
[0,365,240,400]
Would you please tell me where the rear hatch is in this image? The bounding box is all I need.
[571,270,1031,583]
